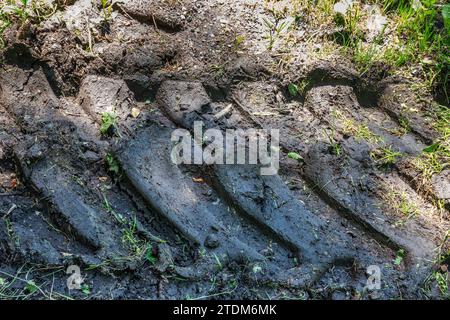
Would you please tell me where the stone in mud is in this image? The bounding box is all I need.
[432,170,450,200]
[156,80,212,128]
[82,150,102,163]
[78,75,134,122]
[204,234,220,249]
[153,243,174,273]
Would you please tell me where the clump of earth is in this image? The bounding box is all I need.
[0,0,448,300]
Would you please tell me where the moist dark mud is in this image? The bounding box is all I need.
[0,0,448,300]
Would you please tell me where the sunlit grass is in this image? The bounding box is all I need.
[413,104,450,181]
[286,0,449,99]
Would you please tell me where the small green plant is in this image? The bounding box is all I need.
[213,253,223,271]
[100,0,112,22]
[228,278,238,290]
[434,271,449,296]
[288,83,299,97]
[144,245,157,265]
[398,115,412,134]
[414,141,450,180]
[81,283,91,295]
[422,230,450,298]
[430,104,450,137]
[323,128,342,156]
[0,8,11,46]
[14,0,29,22]
[198,248,207,259]
[370,146,402,167]
[298,79,309,94]
[436,230,450,266]
[394,249,405,266]
[0,0,57,30]
[0,0,29,33]
[4,217,19,247]
[333,1,362,47]
[100,111,120,137]
[99,0,112,34]
[262,17,290,50]
[24,280,38,294]
[353,42,379,74]
[397,194,419,219]
[288,152,303,161]
[234,34,245,51]
[210,64,225,79]
[120,217,160,265]
[331,142,342,156]
[383,187,419,225]
[413,104,450,180]
[105,153,120,175]
[103,195,127,224]
[122,218,142,253]
[288,79,309,97]
[103,195,160,264]
[342,118,382,144]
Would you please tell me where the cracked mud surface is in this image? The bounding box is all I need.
[0,0,449,299]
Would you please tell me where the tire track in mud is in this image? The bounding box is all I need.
[0,56,330,294]
[288,62,449,213]
[302,78,449,216]
[228,74,448,269]
[229,91,406,256]
[0,62,192,276]
[377,84,450,213]
[298,65,449,214]
[122,79,362,285]
[146,76,432,295]
[0,0,446,299]
[229,86,402,250]
[0,46,380,295]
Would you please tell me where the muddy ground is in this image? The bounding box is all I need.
[0,0,449,300]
